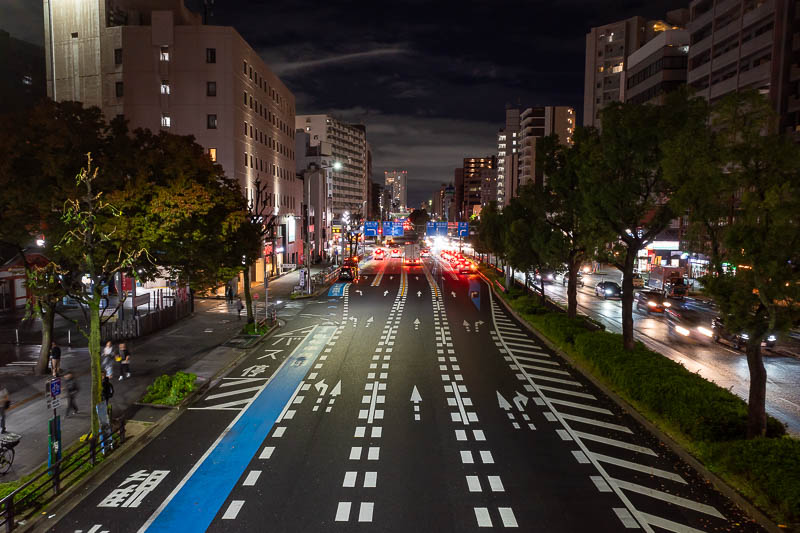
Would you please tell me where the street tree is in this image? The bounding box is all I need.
[477,201,510,289]
[579,102,679,350]
[699,91,800,437]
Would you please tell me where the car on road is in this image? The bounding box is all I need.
[420,248,431,258]
[404,255,420,266]
[635,290,671,314]
[595,281,621,299]
[390,247,402,258]
[622,272,645,289]
[457,260,476,274]
[666,308,714,344]
[535,270,557,284]
[372,248,385,260]
[711,317,777,350]
[559,271,585,287]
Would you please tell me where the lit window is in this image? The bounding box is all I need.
[161,114,171,128]
[512,132,517,137]
[208,148,217,161]
[160,46,169,61]
[161,80,170,95]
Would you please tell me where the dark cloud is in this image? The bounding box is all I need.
[4,0,689,207]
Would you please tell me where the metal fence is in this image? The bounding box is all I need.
[100,300,191,342]
[0,423,126,532]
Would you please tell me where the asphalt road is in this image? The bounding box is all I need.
[49,256,767,532]
[517,270,800,435]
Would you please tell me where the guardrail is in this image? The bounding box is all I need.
[0,422,126,532]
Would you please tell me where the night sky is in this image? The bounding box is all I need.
[3,0,686,208]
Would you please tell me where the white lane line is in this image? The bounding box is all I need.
[480,450,494,464]
[556,429,573,441]
[335,502,352,521]
[474,507,493,527]
[517,363,572,376]
[221,500,244,519]
[509,348,552,357]
[259,446,275,459]
[349,447,362,460]
[590,475,612,492]
[514,355,558,365]
[188,398,251,410]
[466,476,482,492]
[537,385,596,399]
[498,507,519,528]
[572,450,590,464]
[358,502,374,522]
[523,373,583,386]
[612,478,724,518]
[504,340,542,349]
[368,447,380,460]
[343,471,357,487]
[559,413,633,433]
[590,452,686,483]
[242,470,261,486]
[363,471,377,488]
[638,511,707,533]
[573,431,657,456]
[460,451,474,463]
[272,427,287,438]
[549,398,613,415]
[487,476,505,492]
[614,508,640,529]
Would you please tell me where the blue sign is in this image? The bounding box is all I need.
[364,221,379,237]
[382,221,393,236]
[392,222,404,236]
[426,221,436,235]
[458,222,469,237]
[328,283,346,297]
[50,378,61,397]
[436,221,448,236]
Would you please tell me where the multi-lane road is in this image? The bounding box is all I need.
[507,269,800,435]
[51,256,766,532]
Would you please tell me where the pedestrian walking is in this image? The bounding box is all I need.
[0,386,9,434]
[64,372,79,416]
[236,297,244,320]
[118,343,131,380]
[49,341,62,377]
[226,285,233,304]
[102,341,115,378]
[102,374,114,418]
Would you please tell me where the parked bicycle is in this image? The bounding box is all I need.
[0,433,21,475]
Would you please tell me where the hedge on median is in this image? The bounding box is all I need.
[141,371,197,406]
[495,287,798,525]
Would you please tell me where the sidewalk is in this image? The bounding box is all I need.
[0,269,309,482]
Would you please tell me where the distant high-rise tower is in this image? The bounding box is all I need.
[384,170,407,212]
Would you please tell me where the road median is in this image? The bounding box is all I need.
[481,264,798,531]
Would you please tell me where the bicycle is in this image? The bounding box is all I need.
[0,433,21,475]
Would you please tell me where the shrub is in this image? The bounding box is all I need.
[141,371,197,406]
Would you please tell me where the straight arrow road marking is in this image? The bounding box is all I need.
[414,318,420,330]
[411,385,422,421]
[383,290,389,296]
[497,392,512,410]
[463,320,470,332]
[366,316,374,327]
[417,291,422,297]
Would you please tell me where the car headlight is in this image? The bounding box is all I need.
[647,301,657,307]
[605,289,613,294]
[675,325,690,336]
[663,302,671,308]
[697,326,713,337]
[546,274,554,280]
[767,335,777,342]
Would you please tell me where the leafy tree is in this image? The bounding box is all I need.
[408,208,430,234]
[699,92,800,437]
[345,212,365,258]
[537,130,610,318]
[477,201,510,289]
[579,102,679,350]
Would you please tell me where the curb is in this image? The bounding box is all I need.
[18,321,282,533]
[488,281,783,533]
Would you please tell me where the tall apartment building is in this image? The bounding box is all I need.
[43,0,301,279]
[461,156,496,218]
[295,130,334,263]
[479,167,498,209]
[384,170,408,212]
[295,114,368,217]
[497,106,574,205]
[687,0,799,135]
[625,26,690,105]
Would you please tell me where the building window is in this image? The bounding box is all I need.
[161,114,171,128]
[207,114,217,129]
[115,82,123,97]
[208,148,217,161]
[114,48,122,65]
[206,48,216,63]
[243,91,247,105]
[244,152,248,167]
[160,46,169,61]
[243,60,247,74]
[160,80,170,95]
[207,81,216,96]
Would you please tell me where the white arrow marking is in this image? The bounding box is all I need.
[417,290,422,297]
[356,290,363,296]
[513,392,529,411]
[330,380,342,397]
[366,316,374,327]
[497,391,512,411]
[383,290,389,297]
[257,350,281,360]
[315,379,328,395]
[451,291,456,298]
[410,386,422,403]
[414,318,420,330]
[463,320,471,332]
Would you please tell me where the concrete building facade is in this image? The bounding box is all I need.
[384,170,408,212]
[461,156,496,218]
[295,130,334,264]
[295,114,368,218]
[43,0,301,279]
[625,28,690,105]
[686,0,799,135]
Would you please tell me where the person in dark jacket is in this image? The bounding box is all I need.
[64,372,79,416]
